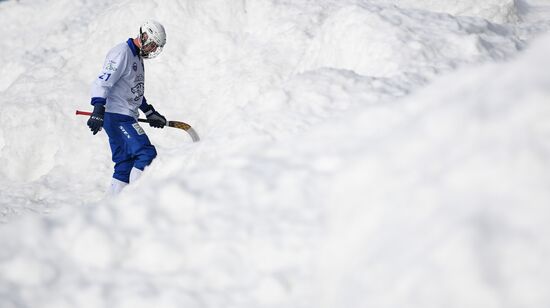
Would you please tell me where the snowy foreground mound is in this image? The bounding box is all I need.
[1,0,550,307]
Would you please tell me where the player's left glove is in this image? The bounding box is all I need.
[143,104,167,128]
[87,104,105,135]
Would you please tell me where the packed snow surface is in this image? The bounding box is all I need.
[1,0,550,307]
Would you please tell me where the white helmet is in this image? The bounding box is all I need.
[139,20,166,59]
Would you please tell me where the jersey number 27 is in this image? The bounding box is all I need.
[99,73,112,81]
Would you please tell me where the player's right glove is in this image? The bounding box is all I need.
[87,104,105,135]
[143,105,167,129]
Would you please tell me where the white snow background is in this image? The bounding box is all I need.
[1,0,550,307]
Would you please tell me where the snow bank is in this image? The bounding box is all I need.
[313,33,550,308]
[1,0,550,307]
[297,2,522,78]
[3,31,550,307]
[382,0,523,23]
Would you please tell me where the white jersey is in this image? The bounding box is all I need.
[91,39,145,119]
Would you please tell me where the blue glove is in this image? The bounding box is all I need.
[143,105,167,128]
[87,104,105,135]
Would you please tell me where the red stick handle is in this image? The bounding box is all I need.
[76,110,92,116]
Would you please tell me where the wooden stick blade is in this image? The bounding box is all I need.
[168,121,200,142]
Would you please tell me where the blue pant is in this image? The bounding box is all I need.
[103,112,157,183]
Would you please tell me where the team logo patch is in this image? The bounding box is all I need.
[105,60,118,72]
[132,123,145,135]
[133,62,138,71]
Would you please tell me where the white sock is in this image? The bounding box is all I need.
[129,167,143,183]
[108,178,128,195]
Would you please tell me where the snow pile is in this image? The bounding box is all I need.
[1,0,550,307]
[396,0,523,23]
[314,35,550,308]
[297,2,522,78]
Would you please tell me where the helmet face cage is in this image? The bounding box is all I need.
[139,23,165,59]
